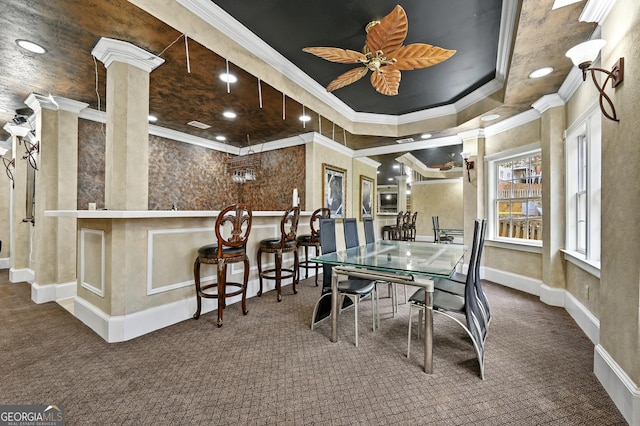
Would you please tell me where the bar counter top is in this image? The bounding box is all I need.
[45,210,313,219]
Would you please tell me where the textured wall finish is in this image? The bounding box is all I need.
[78,120,306,211]
[78,119,106,210]
[148,136,306,211]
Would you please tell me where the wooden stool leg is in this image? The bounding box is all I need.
[193,258,202,319]
[242,257,249,315]
[257,247,264,297]
[292,250,299,294]
[304,245,310,279]
[217,262,226,327]
[276,250,283,302]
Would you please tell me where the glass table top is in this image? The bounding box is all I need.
[312,240,466,279]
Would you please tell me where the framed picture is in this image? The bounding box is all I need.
[322,163,346,219]
[360,175,374,220]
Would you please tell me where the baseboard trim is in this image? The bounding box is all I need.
[10,268,34,284]
[31,281,77,304]
[483,266,640,422]
[72,276,293,343]
[481,266,542,296]
[0,258,9,269]
[594,344,640,425]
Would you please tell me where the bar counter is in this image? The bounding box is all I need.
[45,210,312,342]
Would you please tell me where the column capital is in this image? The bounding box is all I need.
[91,37,164,73]
[24,93,89,114]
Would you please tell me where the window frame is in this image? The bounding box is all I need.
[485,143,543,247]
[564,104,601,270]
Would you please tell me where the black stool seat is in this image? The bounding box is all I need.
[198,244,246,257]
[259,238,297,250]
[257,207,300,302]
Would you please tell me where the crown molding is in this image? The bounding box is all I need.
[354,135,462,158]
[25,93,88,114]
[91,37,165,73]
[176,0,517,128]
[355,156,381,169]
[532,94,566,114]
[580,0,616,24]
[484,108,541,137]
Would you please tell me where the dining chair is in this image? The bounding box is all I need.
[433,219,490,327]
[407,219,488,379]
[297,207,331,286]
[257,206,300,302]
[363,216,404,320]
[432,215,454,243]
[363,217,375,245]
[192,204,252,327]
[310,218,376,347]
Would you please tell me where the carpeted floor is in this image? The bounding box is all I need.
[0,269,627,425]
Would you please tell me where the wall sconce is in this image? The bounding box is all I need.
[460,152,474,182]
[2,157,15,188]
[565,39,624,122]
[22,131,39,171]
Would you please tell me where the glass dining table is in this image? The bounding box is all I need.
[312,239,466,373]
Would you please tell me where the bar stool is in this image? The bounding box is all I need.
[382,211,404,240]
[297,207,330,286]
[257,206,300,302]
[193,204,252,327]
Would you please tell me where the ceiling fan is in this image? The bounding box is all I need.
[302,5,456,96]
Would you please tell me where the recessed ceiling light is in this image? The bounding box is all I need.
[219,73,237,83]
[392,164,400,169]
[529,67,553,79]
[222,111,236,119]
[299,115,311,122]
[388,177,393,181]
[16,39,46,54]
[420,133,432,139]
[481,114,500,122]
[148,115,158,122]
[215,135,226,141]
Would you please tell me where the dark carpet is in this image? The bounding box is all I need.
[0,269,626,425]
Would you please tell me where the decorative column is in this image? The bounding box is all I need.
[91,37,164,210]
[24,94,88,302]
[459,129,485,266]
[533,95,566,294]
[396,175,407,212]
[5,127,30,283]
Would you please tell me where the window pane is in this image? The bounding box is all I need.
[494,153,543,241]
[577,191,587,253]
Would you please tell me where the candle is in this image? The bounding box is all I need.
[293,188,298,207]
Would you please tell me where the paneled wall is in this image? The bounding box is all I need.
[77,119,305,211]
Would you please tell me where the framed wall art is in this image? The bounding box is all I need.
[360,175,373,220]
[322,164,346,219]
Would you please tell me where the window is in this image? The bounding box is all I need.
[565,105,601,265]
[486,144,542,245]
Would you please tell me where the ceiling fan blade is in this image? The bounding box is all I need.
[326,67,369,92]
[370,68,401,96]
[366,5,407,55]
[302,47,366,64]
[391,44,456,71]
